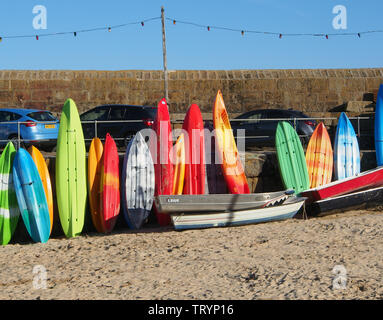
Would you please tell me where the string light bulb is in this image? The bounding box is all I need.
[358,33,361,38]
[241,30,244,36]
[279,34,282,39]
[173,20,176,25]
[207,26,210,31]
[108,27,111,32]
[141,21,144,26]
[36,35,39,40]
[325,34,329,39]
[74,32,77,37]
[0,37,2,43]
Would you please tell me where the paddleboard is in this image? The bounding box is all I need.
[305,122,333,188]
[88,137,104,233]
[182,104,206,195]
[122,131,155,229]
[172,133,185,195]
[213,90,250,194]
[13,148,50,243]
[150,98,174,226]
[334,112,360,180]
[56,98,87,238]
[28,146,54,235]
[375,84,383,166]
[276,121,310,194]
[100,133,120,233]
[0,142,19,245]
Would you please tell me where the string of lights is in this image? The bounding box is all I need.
[166,17,383,39]
[0,16,161,42]
[1,15,383,43]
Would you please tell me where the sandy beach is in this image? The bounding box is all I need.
[1,207,383,300]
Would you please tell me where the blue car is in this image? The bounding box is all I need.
[0,108,59,151]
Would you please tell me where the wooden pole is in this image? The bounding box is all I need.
[161,6,169,102]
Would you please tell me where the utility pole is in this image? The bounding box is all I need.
[161,6,169,102]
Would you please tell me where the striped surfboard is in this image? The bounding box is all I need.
[0,142,20,245]
[334,112,360,180]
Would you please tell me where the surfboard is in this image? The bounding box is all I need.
[56,98,87,238]
[100,133,120,233]
[150,98,174,226]
[172,133,185,195]
[305,122,333,188]
[0,142,19,245]
[375,84,383,166]
[88,137,104,233]
[182,104,205,195]
[122,131,155,229]
[28,146,54,235]
[334,112,360,180]
[213,90,250,194]
[276,121,310,194]
[13,148,50,243]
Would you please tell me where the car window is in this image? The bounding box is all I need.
[0,111,12,122]
[81,107,110,121]
[245,111,263,124]
[27,111,56,121]
[108,107,126,121]
[143,108,157,120]
[265,111,285,119]
[125,108,144,120]
[11,112,22,121]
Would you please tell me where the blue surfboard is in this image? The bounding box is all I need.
[13,148,50,243]
[334,112,360,180]
[375,84,383,166]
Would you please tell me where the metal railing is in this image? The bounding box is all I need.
[0,116,375,151]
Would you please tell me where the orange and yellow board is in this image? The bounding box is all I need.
[305,122,333,188]
[172,133,186,195]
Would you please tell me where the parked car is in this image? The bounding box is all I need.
[79,104,157,147]
[231,108,316,149]
[0,108,59,151]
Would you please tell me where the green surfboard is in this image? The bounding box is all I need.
[0,142,20,245]
[56,98,87,238]
[275,121,310,194]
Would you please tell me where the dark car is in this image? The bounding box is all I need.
[0,108,59,150]
[79,104,157,148]
[231,108,316,149]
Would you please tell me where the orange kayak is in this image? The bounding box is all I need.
[305,122,333,188]
[213,90,250,194]
[28,146,54,234]
[88,137,105,233]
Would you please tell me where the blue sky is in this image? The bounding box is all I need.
[1,0,383,70]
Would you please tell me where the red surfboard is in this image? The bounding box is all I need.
[100,133,120,233]
[182,104,206,195]
[150,98,174,226]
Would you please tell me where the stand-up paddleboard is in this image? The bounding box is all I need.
[28,146,54,235]
[56,98,87,238]
[172,133,185,195]
[182,104,205,195]
[375,84,383,166]
[305,122,333,188]
[100,133,120,233]
[276,121,310,194]
[213,90,250,194]
[88,137,104,233]
[122,131,155,229]
[13,148,50,243]
[0,142,19,245]
[334,112,360,180]
[150,98,174,226]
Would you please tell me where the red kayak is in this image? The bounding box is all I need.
[150,98,174,226]
[182,104,206,195]
[301,166,383,203]
[100,133,120,232]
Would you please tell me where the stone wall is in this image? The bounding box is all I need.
[0,68,382,116]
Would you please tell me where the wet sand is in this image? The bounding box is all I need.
[1,208,383,300]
